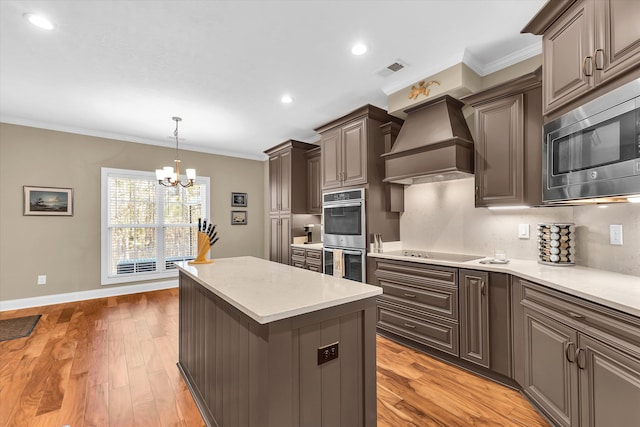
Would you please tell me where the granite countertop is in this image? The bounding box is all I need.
[176,256,380,324]
[368,249,640,318]
[291,242,323,250]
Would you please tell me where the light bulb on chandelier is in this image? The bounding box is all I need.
[155,116,196,188]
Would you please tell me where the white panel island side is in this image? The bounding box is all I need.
[175,256,381,427]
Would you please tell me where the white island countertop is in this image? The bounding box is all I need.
[368,251,640,318]
[176,256,381,324]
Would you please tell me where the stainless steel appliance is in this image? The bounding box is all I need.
[323,247,366,283]
[322,188,366,249]
[322,188,367,282]
[543,77,640,203]
[303,224,321,244]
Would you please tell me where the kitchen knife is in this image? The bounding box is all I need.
[205,223,213,238]
[210,237,219,246]
[202,219,208,233]
[208,224,216,239]
[198,218,202,232]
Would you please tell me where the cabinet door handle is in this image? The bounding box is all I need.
[566,310,585,320]
[403,323,416,329]
[582,55,593,77]
[576,348,586,370]
[403,293,416,298]
[593,49,604,70]
[565,341,576,363]
[480,281,486,296]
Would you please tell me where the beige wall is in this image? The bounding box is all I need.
[400,178,640,277]
[0,123,266,301]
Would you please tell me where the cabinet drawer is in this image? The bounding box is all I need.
[377,299,459,356]
[375,259,457,287]
[519,279,640,356]
[305,249,322,260]
[379,279,458,321]
[292,260,306,269]
[308,264,322,273]
[291,248,306,257]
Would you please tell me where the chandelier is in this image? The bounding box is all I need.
[155,116,196,188]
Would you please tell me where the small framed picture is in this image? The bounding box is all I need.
[231,192,247,207]
[24,186,73,216]
[231,210,247,225]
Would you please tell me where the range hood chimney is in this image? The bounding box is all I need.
[382,95,474,185]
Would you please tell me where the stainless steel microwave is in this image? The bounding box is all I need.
[543,78,640,204]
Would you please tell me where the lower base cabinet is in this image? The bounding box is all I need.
[516,279,640,427]
[373,260,511,377]
[291,247,323,272]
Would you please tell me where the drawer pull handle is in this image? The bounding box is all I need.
[403,323,416,329]
[576,348,586,370]
[593,48,604,70]
[582,55,593,77]
[403,293,416,298]
[565,342,576,363]
[566,311,585,320]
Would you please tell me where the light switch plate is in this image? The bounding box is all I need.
[518,224,530,239]
[610,224,623,245]
[37,275,46,285]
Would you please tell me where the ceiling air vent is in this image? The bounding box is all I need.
[387,62,405,72]
[376,60,407,77]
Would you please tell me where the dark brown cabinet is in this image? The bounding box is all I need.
[374,259,460,356]
[459,269,490,368]
[523,0,640,116]
[305,147,322,214]
[374,260,513,379]
[319,118,367,190]
[270,215,291,265]
[462,69,543,207]
[514,278,640,427]
[290,246,323,272]
[265,140,317,264]
[315,105,402,191]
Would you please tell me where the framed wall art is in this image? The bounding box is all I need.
[231,192,247,207]
[231,210,247,225]
[24,186,73,216]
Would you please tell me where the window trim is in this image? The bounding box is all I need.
[100,167,210,285]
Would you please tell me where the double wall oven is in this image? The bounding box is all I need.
[322,188,366,282]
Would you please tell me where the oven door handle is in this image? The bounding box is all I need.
[324,202,362,209]
[324,249,364,256]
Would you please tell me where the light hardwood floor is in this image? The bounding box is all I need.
[0,289,549,426]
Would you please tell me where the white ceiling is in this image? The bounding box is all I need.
[0,0,545,160]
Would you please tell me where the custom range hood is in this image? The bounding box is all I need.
[382,95,474,185]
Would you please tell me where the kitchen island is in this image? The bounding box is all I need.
[175,256,381,427]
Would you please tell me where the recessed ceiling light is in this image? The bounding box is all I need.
[281,95,293,104]
[351,43,367,56]
[23,13,54,30]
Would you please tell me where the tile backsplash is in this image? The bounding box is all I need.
[400,178,640,277]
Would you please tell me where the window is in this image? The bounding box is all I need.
[101,167,209,285]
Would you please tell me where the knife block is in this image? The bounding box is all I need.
[188,232,214,264]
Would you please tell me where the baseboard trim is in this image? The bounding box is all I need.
[0,280,178,311]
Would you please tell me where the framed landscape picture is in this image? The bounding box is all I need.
[231,210,247,225]
[24,186,73,216]
[231,192,247,207]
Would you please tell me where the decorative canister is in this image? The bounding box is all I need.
[537,223,576,266]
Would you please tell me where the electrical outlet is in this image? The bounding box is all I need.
[317,342,339,365]
[37,275,46,285]
[610,224,623,245]
[518,224,530,239]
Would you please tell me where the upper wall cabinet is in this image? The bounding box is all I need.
[461,69,543,208]
[315,105,403,191]
[305,146,322,214]
[522,0,640,117]
[265,140,317,215]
